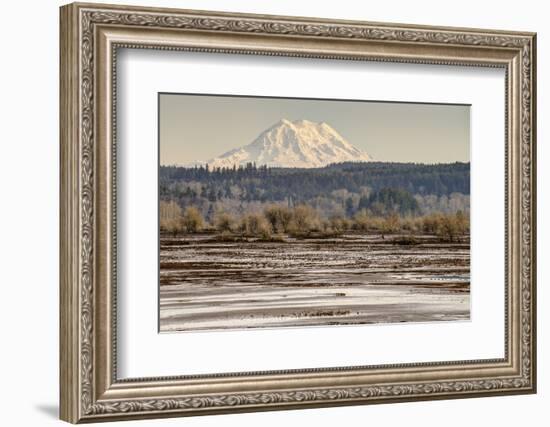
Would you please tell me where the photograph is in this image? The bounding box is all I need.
[158,94,471,332]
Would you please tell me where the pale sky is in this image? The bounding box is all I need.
[159,93,470,166]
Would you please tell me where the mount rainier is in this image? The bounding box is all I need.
[200,119,371,169]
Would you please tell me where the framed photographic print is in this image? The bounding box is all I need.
[158,94,472,332]
[60,2,537,423]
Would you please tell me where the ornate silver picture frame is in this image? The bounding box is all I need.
[60,2,536,423]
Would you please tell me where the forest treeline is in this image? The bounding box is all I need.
[160,162,470,222]
[160,161,470,201]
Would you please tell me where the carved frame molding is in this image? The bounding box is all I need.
[60,2,536,423]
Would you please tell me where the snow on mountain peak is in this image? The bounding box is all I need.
[203,119,371,169]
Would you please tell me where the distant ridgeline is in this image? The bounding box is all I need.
[160,162,470,219]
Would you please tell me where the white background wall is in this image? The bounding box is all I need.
[0,0,545,426]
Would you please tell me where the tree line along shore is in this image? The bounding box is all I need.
[160,200,469,243]
[160,162,470,223]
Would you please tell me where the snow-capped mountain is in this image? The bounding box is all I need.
[202,119,371,169]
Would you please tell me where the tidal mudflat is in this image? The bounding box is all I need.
[159,233,470,332]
